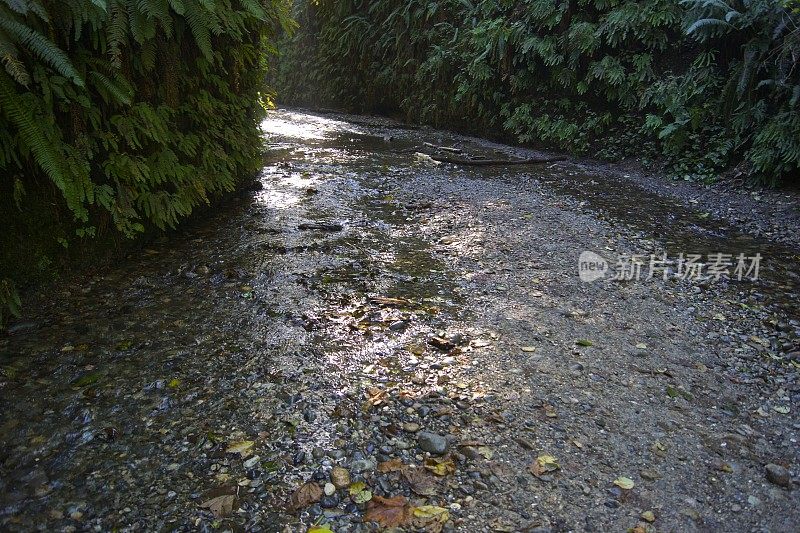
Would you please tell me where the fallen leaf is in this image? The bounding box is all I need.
[412,505,450,532]
[520,346,536,352]
[348,481,372,503]
[401,465,437,496]
[641,510,656,522]
[200,494,236,518]
[613,476,635,490]
[529,454,560,477]
[424,457,456,476]
[576,339,593,347]
[378,458,404,473]
[476,446,494,459]
[308,525,333,533]
[225,440,255,457]
[364,495,412,528]
[288,482,323,511]
[635,343,648,349]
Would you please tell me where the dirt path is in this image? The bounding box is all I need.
[1,110,798,532]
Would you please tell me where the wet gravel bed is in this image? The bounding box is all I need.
[1,109,798,532]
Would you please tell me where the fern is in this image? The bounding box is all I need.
[0,17,84,86]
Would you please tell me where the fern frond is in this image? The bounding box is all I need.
[0,17,84,86]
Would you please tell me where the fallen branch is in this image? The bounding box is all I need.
[430,155,567,166]
[423,142,463,154]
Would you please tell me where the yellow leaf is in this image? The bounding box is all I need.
[424,457,456,476]
[225,440,255,457]
[348,481,372,503]
[412,505,450,521]
[529,454,560,477]
[308,525,333,533]
[613,476,635,489]
[348,481,367,495]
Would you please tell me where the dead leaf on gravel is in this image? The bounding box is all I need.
[225,440,255,457]
[365,387,388,407]
[424,457,456,476]
[288,482,323,510]
[364,495,412,528]
[348,481,372,503]
[412,505,450,532]
[401,465,437,496]
[200,494,236,518]
[378,458,404,473]
[613,476,635,490]
[529,454,560,477]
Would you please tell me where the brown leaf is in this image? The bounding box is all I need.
[401,465,437,496]
[287,482,323,511]
[366,387,388,407]
[528,455,560,478]
[364,495,412,528]
[200,494,237,518]
[378,458,405,473]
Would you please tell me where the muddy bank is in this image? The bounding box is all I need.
[0,109,798,532]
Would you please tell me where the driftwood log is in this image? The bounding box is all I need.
[429,155,567,166]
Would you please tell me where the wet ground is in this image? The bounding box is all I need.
[1,109,799,532]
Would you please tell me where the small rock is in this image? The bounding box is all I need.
[331,467,350,489]
[350,457,377,474]
[320,495,339,509]
[417,431,449,455]
[403,422,420,433]
[765,463,791,488]
[324,483,336,496]
[640,511,656,522]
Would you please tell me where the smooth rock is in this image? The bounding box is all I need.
[417,431,448,455]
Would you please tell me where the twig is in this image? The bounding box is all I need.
[429,155,567,166]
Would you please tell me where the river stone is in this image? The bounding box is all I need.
[330,467,350,489]
[417,431,448,455]
[350,457,376,474]
[765,463,791,487]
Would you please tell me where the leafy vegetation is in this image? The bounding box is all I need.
[275,0,800,186]
[0,0,292,324]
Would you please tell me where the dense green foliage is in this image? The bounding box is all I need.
[0,0,291,322]
[275,0,800,185]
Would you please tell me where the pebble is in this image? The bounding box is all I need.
[417,431,449,455]
[320,495,339,509]
[331,467,351,489]
[765,463,791,487]
[324,483,336,496]
[350,457,377,474]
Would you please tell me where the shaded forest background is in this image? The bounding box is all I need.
[275,0,800,186]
